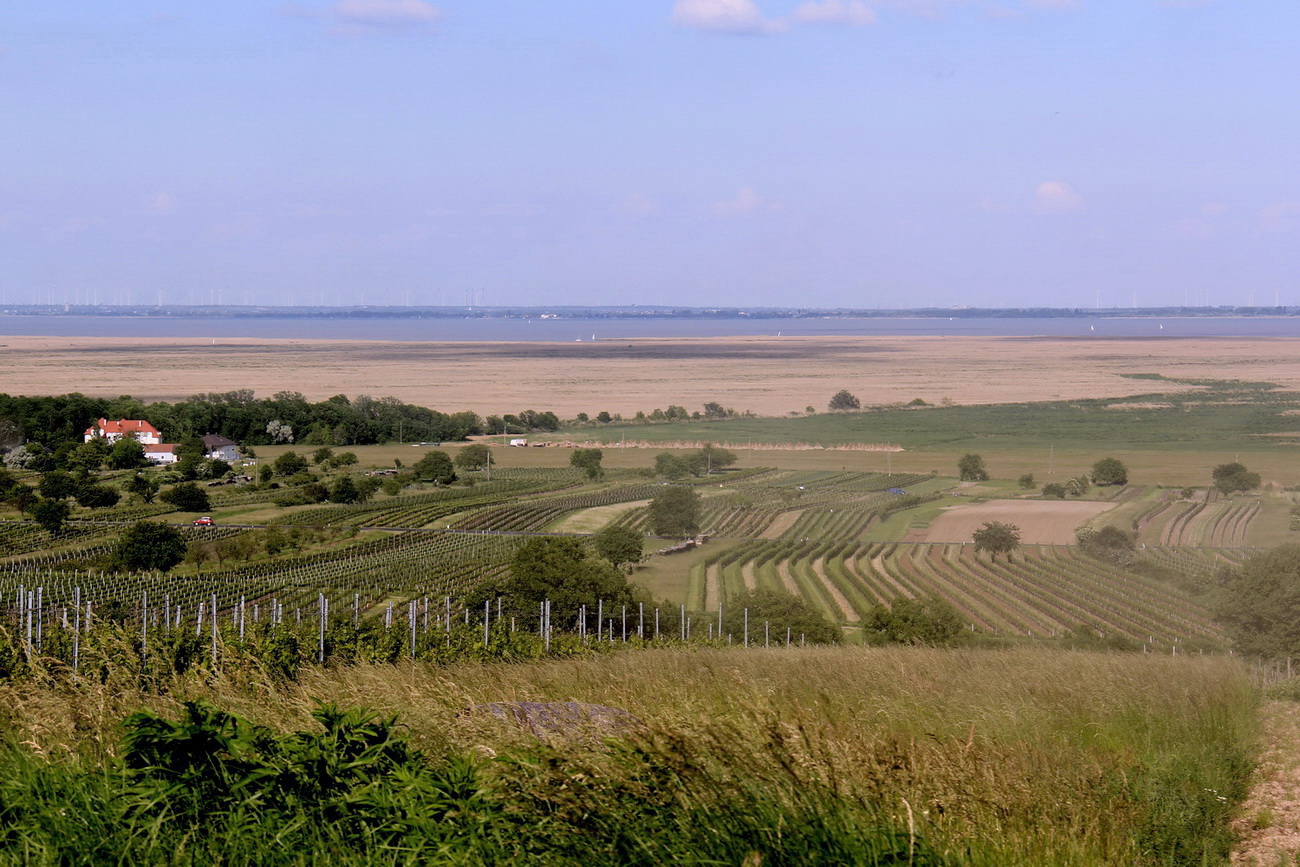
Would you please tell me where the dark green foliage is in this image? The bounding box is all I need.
[115,521,187,572]
[505,536,636,622]
[596,410,612,424]
[1212,461,1261,494]
[593,524,644,569]
[75,483,121,509]
[957,453,988,481]
[654,452,692,480]
[160,481,211,512]
[864,595,964,646]
[311,446,334,465]
[412,450,456,484]
[1092,457,1129,486]
[65,439,110,473]
[648,485,702,537]
[722,589,842,645]
[272,450,309,477]
[972,521,1020,560]
[107,437,149,470]
[1017,473,1035,489]
[454,443,492,471]
[38,470,78,500]
[570,447,604,480]
[691,442,736,475]
[1214,544,1300,657]
[30,497,72,534]
[329,476,360,504]
[1042,482,1067,498]
[828,389,861,411]
[702,401,730,419]
[1078,525,1136,567]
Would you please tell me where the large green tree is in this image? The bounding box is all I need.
[1091,457,1129,486]
[648,486,702,537]
[115,521,188,572]
[107,438,149,470]
[864,596,963,646]
[972,521,1020,560]
[957,453,988,482]
[569,448,604,480]
[504,536,637,622]
[827,389,861,411]
[454,443,492,472]
[161,482,210,513]
[593,525,644,570]
[1214,545,1300,657]
[1212,462,1261,494]
[412,450,456,484]
[30,497,72,534]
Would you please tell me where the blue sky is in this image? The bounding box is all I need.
[3,0,1298,309]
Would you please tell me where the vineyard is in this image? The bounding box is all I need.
[0,458,1269,664]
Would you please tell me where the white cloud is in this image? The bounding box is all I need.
[332,0,442,27]
[1033,181,1083,214]
[713,187,769,216]
[793,0,877,25]
[671,0,786,34]
[143,192,176,216]
[1261,202,1300,232]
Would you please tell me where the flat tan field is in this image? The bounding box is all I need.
[2,334,1298,417]
[906,499,1118,545]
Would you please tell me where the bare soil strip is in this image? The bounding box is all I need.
[810,554,857,621]
[776,558,800,596]
[704,562,721,610]
[6,334,1300,417]
[741,560,758,592]
[760,509,804,540]
[1232,701,1300,865]
[914,500,1117,546]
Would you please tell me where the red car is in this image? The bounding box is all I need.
[193,517,215,526]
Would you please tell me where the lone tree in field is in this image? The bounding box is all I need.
[412,450,456,484]
[593,524,644,570]
[1212,461,1261,494]
[648,485,702,537]
[454,443,492,473]
[1091,457,1129,486]
[828,389,861,411]
[504,536,637,622]
[115,521,188,572]
[957,453,989,482]
[972,521,1020,561]
[569,448,604,480]
[160,481,210,513]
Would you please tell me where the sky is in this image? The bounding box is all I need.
[3,0,1298,310]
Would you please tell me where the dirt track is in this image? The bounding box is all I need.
[2,334,1299,417]
[908,499,1117,545]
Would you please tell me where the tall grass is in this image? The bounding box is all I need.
[0,646,1258,865]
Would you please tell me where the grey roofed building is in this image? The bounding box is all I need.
[201,434,239,462]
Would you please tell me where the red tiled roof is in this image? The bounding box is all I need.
[84,418,162,437]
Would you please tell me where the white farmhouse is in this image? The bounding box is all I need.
[84,418,162,445]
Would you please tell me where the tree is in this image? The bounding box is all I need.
[593,525,644,570]
[569,448,604,480]
[1212,462,1261,494]
[1042,482,1066,499]
[828,389,861,411]
[648,486,702,537]
[865,596,963,646]
[312,446,335,466]
[697,443,737,475]
[702,402,729,419]
[329,476,360,504]
[160,482,211,513]
[1091,457,1129,486]
[503,536,636,622]
[115,521,187,572]
[38,470,79,500]
[31,498,72,534]
[454,444,492,473]
[412,450,456,484]
[972,521,1020,560]
[75,483,121,509]
[654,452,691,480]
[1017,473,1036,490]
[273,451,309,477]
[107,437,149,470]
[596,411,612,424]
[1213,545,1300,657]
[957,453,988,482]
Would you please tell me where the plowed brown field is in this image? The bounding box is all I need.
[907,499,1117,545]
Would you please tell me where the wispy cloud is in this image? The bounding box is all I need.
[132,192,177,216]
[283,0,443,36]
[1033,181,1083,214]
[713,187,772,216]
[1023,0,1081,9]
[1260,201,1300,232]
[621,193,662,216]
[793,1,877,26]
[671,0,787,34]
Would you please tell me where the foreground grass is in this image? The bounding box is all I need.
[0,646,1257,865]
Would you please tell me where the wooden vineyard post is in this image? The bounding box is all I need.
[655,607,659,641]
[718,603,723,641]
[354,593,360,628]
[639,602,644,640]
[680,605,686,641]
[141,591,148,671]
[622,606,626,642]
[544,599,551,652]
[197,602,204,637]
[211,593,218,665]
[765,621,769,648]
[744,608,749,648]
[597,600,603,643]
[72,586,80,677]
[786,626,791,647]
[318,594,326,665]
[410,601,418,659]
[483,599,490,647]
